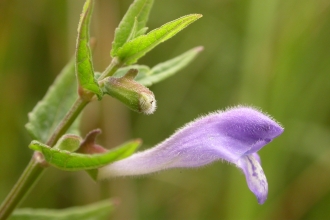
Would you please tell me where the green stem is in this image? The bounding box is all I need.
[99,57,122,80]
[0,157,44,220]
[46,98,88,146]
[0,97,88,220]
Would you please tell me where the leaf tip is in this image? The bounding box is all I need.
[28,140,42,151]
[194,46,204,52]
[189,14,203,20]
[133,138,143,146]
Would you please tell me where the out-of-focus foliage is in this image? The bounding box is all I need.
[9,199,114,220]
[1,0,330,220]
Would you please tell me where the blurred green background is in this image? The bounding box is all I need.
[1,0,330,219]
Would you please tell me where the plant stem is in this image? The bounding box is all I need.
[46,98,88,146]
[0,97,88,220]
[99,57,122,80]
[0,157,44,220]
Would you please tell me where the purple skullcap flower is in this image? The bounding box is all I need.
[98,106,283,204]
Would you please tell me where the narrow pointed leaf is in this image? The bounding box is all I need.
[8,200,114,220]
[29,139,141,171]
[25,58,80,143]
[114,14,202,65]
[76,0,102,97]
[111,0,154,56]
[137,46,203,86]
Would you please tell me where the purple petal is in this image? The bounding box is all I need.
[237,155,268,204]
[251,152,261,164]
[216,106,283,155]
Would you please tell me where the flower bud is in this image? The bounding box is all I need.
[100,69,156,114]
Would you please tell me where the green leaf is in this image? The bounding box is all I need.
[29,139,141,171]
[137,46,204,86]
[8,200,114,220]
[136,27,149,36]
[127,17,139,42]
[76,0,102,97]
[114,14,203,65]
[111,0,154,56]
[25,58,80,143]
